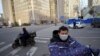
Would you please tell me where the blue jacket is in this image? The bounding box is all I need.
[49,36,99,56]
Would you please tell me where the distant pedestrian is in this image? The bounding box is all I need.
[73,21,76,28]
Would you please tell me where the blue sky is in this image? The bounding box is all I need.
[0,0,88,14]
[0,0,3,13]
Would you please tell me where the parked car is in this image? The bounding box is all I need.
[68,21,86,29]
[91,18,100,28]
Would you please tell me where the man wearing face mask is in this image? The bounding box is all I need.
[50,26,76,43]
[49,26,100,56]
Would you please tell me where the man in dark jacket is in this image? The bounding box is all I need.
[50,30,59,43]
[49,26,99,56]
[20,27,30,46]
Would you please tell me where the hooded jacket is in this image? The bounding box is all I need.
[49,30,99,56]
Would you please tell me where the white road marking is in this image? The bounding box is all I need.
[35,37,50,40]
[27,47,38,56]
[74,37,100,38]
[14,55,19,56]
[7,47,22,56]
[35,40,48,43]
[0,42,5,46]
[0,44,12,53]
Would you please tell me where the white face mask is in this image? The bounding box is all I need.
[59,35,68,41]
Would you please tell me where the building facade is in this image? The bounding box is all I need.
[2,0,15,25]
[13,0,32,25]
[64,0,80,18]
[49,0,80,21]
[33,0,50,24]
[2,0,51,25]
[2,0,32,26]
[92,0,100,6]
[88,0,93,8]
[88,0,100,17]
[2,0,81,25]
